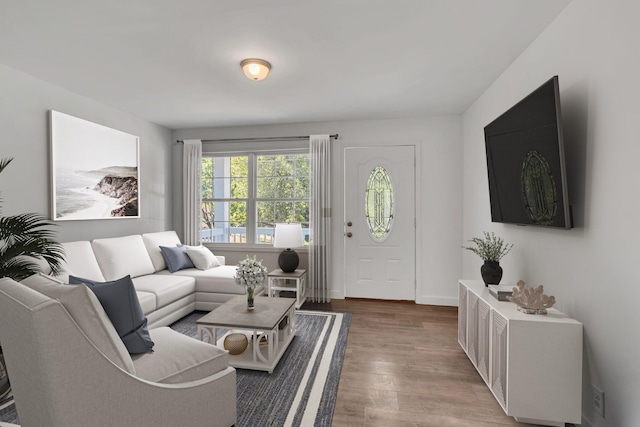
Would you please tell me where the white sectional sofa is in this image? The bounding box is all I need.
[55,230,252,327]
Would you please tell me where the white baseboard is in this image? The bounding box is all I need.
[329,289,345,300]
[328,290,458,306]
[418,295,458,306]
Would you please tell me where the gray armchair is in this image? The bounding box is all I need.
[0,277,236,427]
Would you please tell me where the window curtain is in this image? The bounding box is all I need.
[309,135,331,303]
[183,139,202,246]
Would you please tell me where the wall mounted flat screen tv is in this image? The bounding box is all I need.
[484,76,572,229]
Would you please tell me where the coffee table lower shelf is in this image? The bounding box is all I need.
[215,329,295,373]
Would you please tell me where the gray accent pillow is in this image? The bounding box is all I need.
[159,245,194,273]
[69,274,154,354]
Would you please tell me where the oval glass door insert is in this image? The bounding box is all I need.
[365,166,394,241]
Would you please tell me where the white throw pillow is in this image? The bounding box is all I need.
[185,246,221,270]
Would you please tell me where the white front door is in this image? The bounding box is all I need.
[344,146,416,300]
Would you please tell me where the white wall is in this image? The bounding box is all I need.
[462,1,640,426]
[0,64,174,242]
[174,116,463,304]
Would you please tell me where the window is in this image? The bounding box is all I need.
[201,151,310,245]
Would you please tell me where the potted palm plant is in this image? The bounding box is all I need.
[463,231,513,286]
[0,158,64,280]
[0,157,65,401]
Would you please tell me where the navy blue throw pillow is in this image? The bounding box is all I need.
[159,245,195,273]
[69,275,154,354]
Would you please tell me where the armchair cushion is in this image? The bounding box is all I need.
[160,245,195,273]
[131,327,229,384]
[20,274,135,374]
[69,275,154,354]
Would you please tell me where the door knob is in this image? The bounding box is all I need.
[347,221,352,227]
[346,232,353,238]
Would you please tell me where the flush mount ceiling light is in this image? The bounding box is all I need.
[241,58,271,81]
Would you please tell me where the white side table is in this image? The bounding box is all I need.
[267,269,307,309]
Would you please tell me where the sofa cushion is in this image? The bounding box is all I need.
[131,327,229,384]
[185,245,222,270]
[20,273,135,374]
[131,274,196,309]
[58,241,106,282]
[136,291,157,316]
[142,231,183,272]
[69,275,154,354]
[159,245,194,273]
[91,235,156,281]
[160,266,244,294]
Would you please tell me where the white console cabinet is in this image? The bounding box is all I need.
[458,280,582,426]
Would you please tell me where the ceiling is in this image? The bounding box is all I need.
[0,1,571,130]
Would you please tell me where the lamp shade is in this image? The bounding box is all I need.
[274,223,304,249]
[241,58,271,81]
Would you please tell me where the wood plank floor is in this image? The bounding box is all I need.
[302,299,545,427]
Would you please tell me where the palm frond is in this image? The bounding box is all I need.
[0,213,65,280]
[0,158,64,281]
[0,158,13,174]
[0,157,13,215]
[0,213,60,240]
[0,257,45,282]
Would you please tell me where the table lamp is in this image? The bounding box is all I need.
[274,223,304,273]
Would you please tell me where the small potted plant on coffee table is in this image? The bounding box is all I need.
[463,231,513,286]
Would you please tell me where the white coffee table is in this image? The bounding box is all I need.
[196,295,296,373]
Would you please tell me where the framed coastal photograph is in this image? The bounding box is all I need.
[50,111,140,220]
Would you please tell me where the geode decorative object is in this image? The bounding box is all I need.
[506,280,556,314]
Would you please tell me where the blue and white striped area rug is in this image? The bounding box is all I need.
[0,310,351,427]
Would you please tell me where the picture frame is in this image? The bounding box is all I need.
[50,110,140,220]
